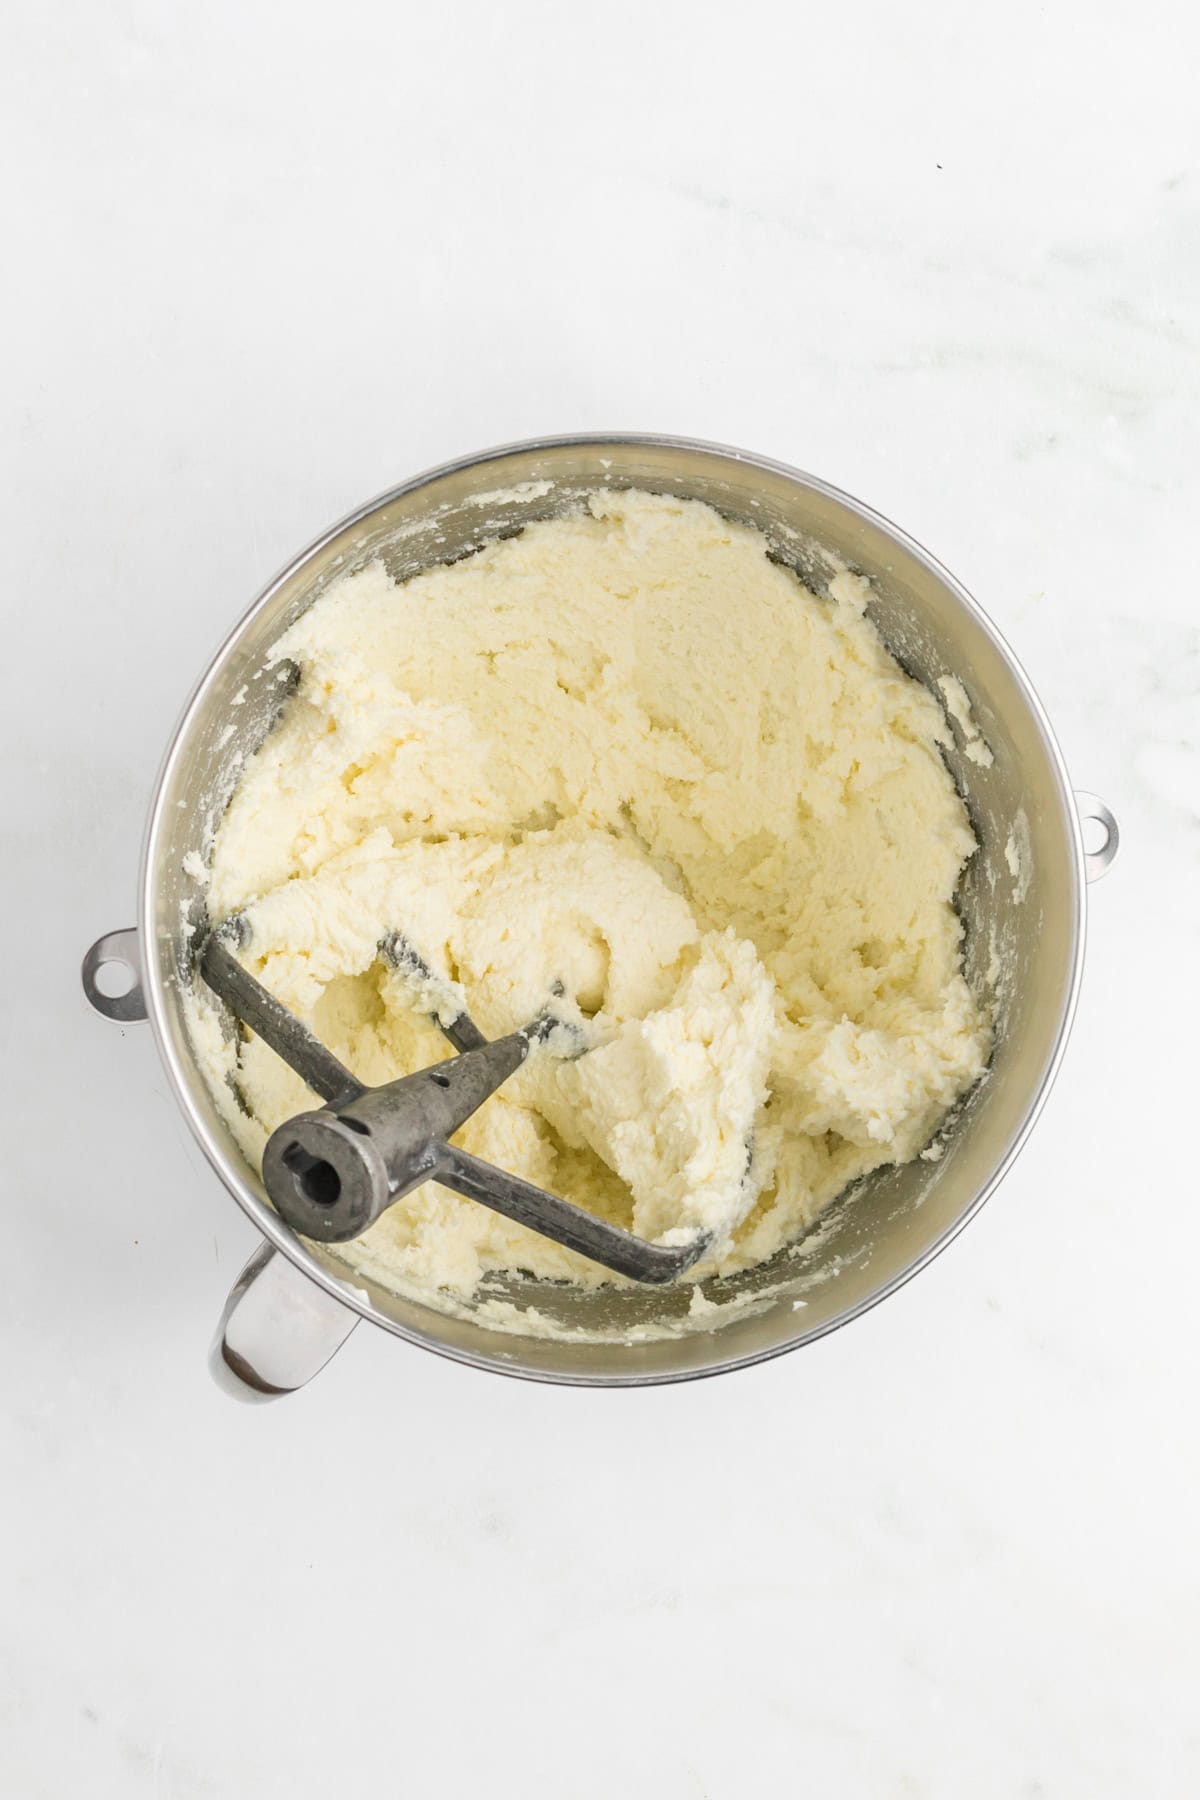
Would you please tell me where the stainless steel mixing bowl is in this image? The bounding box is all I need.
[82,435,1118,1398]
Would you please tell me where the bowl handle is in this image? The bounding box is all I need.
[210,1241,360,1401]
[83,928,360,1398]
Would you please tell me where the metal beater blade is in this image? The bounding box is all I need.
[199,933,709,1285]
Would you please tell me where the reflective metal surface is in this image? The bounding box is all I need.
[1074,790,1120,882]
[126,434,1111,1388]
[81,927,147,1024]
[200,933,706,1280]
[209,1241,360,1401]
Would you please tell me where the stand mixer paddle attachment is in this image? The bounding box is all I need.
[199,932,711,1285]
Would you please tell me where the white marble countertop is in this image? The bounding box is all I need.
[6,3,1198,1794]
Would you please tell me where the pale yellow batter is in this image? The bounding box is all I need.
[190,490,989,1300]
